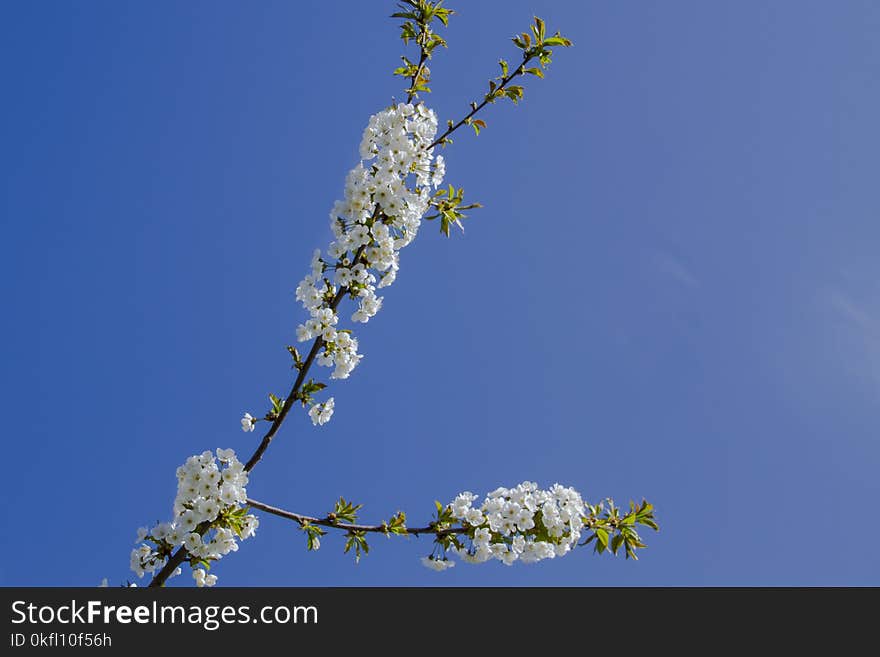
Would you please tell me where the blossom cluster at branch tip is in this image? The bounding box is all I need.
[130,448,259,587]
[422,481,587,570]
[293,102,444,422]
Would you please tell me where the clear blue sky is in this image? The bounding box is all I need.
[2,1,878,586]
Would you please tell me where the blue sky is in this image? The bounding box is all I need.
[1,1,878,586]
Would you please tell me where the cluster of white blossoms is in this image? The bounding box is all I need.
[423,481,587,570]
[192,568,217,588]
[421,555,455,571]
[308,397,335,426]
[290,103,443,422]
[239,104,442,433]
[130,449,259,587]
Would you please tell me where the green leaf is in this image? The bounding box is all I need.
[534,16,546,42]
[383,511,408,536]
[344,530,370,563]
[399,21,418,44]
[434,6,453,26]
[427,34,447,51]
[301,523,326,551]
[268,393,285,415]
[286,345,303,370]
[332,497,363,524]
[543,35,573,47]
[504,85,524,104]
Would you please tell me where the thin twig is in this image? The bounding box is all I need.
[428,53,531,149]
[247,497,467,536]
[407,49,428,104]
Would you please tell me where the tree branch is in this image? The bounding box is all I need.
[246,497,467,536]
[428,52,531,149]
[144,28,573,585]
[147,242,370,587]
[407,49,429,104]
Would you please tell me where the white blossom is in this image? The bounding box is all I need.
[421,556,455,572]
[193,568,218,588]
[429,481,589,570]
[130,450,259,588]
[216,448,235,463]
[308,398,335,426]
[290,102,441,413]
[431,155,445,188]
